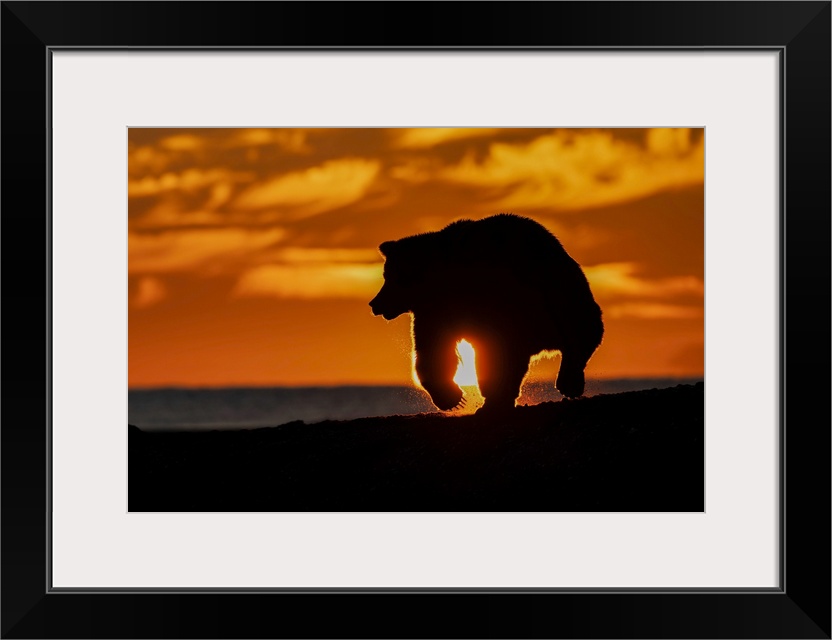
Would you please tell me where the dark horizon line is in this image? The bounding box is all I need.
[128,376,704,393]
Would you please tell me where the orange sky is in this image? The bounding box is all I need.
[128,128,704,388]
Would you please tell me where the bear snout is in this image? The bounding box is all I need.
[370,293,403,320]
[369,297,383,317]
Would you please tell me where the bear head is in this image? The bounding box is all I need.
[370,227,470,321]
[369,240,422,320]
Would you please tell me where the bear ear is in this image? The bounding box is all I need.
[378,240,398,257]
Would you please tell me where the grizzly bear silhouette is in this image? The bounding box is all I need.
[369,214,604,412]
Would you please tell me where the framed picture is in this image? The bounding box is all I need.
[126,124,706,514]
[3,2,829,638]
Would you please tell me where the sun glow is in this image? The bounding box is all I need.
[453,339,485,413]
[411,350,421,387]
[453,340,479,387]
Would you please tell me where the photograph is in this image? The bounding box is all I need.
[2,0,828,635]
[128,127,705,512]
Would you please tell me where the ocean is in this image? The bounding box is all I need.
[128,378,703,431]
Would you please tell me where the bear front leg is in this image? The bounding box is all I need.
[415,346,464,411]
[412,317,463,411]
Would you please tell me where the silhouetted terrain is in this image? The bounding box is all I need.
[129,382,703,512]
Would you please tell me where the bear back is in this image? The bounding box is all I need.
[377,214,597,324]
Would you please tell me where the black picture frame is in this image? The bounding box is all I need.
[2,2,829,638]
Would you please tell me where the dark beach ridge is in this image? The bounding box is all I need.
[129,382,704,512]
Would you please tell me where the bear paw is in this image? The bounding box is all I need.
[556,368,585,398]
[424,384,464,412]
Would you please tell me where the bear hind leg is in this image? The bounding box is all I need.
[476,346,530,413]
[556,349,590,398]
[555,305,603,398]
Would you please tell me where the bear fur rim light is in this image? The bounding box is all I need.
[369,214,604,413]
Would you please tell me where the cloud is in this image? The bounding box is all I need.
[233,262,383,299]
[225,129,311,153]
[130,178,242,230]
[646,127,694,156]
[132,276,168,308]
[128,168,251,198]
[129,145,174,178]
[232,158,380,219]
[439,129,704,211]
[130,204,226,230]
[129,228,286,274]
[128,133,208,178]
[204,181,235,209]
[606,302,702,319]
[231,245,384,299]
[584,262,704,298]
[264,247,381,264]
[159,134,205,152]
[393,128,500,149]
[389,159,438,184]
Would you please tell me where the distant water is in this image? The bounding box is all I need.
[129,378,702,431]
